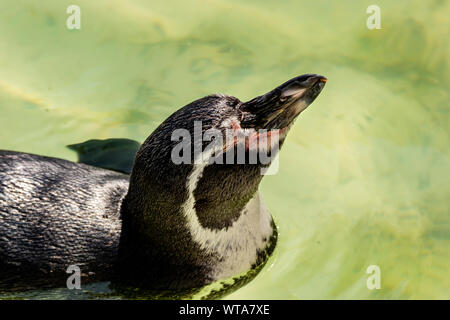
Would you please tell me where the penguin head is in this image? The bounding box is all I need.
[127,74,326,232]
[239,74,327,130]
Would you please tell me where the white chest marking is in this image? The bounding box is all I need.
[182,147,274,280]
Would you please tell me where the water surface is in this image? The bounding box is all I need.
[0,0,448,299]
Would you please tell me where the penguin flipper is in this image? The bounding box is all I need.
[67,138,141,174]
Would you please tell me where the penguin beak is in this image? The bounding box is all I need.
[239,74,327,130]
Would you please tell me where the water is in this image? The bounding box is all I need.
[0,0,448,299]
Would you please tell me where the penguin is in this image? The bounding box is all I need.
[0,74,327,297]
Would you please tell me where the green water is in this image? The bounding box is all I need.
[0,0,448,299]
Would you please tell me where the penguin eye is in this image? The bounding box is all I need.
[280,81,307,102]
[280,86,307,102]
[279,95,288,102]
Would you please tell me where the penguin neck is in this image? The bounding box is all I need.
[119,146,277,283]
[182,153,275,279]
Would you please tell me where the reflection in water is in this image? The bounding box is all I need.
[0,0,448,299]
